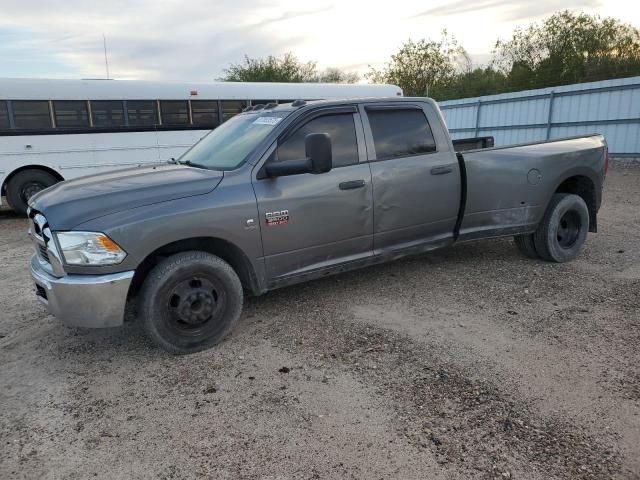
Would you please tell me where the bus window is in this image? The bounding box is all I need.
[0,101,9,129]
[91,100,125,127]
[222,100,246,121]
[12,101,52,130]
[160,101,189,126]
[250,100,276,106]
[191,100,219,127]
[127,100,158,126]
[53,100,89,128]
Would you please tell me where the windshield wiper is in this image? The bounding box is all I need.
[167,157,208,169]
[182,160,209,170]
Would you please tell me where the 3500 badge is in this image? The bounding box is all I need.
[265,210,289,226]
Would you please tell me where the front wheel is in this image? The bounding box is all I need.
[533,193,590,263]
[140,251,243,354]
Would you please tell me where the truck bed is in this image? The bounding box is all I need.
[452,136,494,152]
[456,134,607,241]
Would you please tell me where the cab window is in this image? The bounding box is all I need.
[366,108,436,160]
[277,113,358,168]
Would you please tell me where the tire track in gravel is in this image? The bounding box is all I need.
[244,292,625,479]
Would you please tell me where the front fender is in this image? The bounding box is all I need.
[65,182,264,284]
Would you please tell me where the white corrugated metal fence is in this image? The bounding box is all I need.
[438,76,640,157]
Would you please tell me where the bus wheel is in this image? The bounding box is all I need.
[6,169,59,216]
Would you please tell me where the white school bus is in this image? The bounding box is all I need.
[0,78,401,214]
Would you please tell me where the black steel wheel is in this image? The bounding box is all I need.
[555,210,582,249]
[140,251,243,354]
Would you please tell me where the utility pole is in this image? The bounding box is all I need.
[103,34,110,79]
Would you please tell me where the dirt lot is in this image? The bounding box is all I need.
[1,164,639,480]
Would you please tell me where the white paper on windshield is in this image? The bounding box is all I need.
[252,116,283,126]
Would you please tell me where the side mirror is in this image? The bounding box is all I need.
[305,133,332,174]
[265,133,333,178]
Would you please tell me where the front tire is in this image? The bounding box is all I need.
[140,251,243,354]
[533,193,590,263]
[6,169,59,216]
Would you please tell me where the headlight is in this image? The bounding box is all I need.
[55,231,127,266]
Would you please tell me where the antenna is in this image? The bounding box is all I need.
[103,34,110,79]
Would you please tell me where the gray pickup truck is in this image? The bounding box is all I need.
[27,97,608,353]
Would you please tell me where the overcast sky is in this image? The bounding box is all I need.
[0,0,637,82]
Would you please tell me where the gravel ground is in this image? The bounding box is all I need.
[1,163,639,479]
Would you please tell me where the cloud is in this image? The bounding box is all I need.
[0,0,321,80]
[248,6,334,28]
[410,0,602,21]
[410,0,511,18]
[0,0,620,81]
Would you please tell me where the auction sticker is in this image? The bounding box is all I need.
[253,116,283,126]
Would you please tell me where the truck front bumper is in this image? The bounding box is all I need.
[30,255,135,328]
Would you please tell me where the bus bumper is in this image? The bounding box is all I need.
[30,255,134,328]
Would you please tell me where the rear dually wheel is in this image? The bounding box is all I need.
[533,193,590,263]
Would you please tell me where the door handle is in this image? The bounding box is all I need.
[430,166,453,175]
[339,179,366,190]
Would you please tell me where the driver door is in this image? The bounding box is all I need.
[252,107,374,283]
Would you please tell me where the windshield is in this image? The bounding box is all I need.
[179,111,289,170]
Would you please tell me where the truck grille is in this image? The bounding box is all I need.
[38,244,50,263]
[28,208,53,266]
[28,208,65,278]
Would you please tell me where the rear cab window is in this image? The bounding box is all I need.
[366,107,436,160]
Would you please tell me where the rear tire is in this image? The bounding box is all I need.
[139,251,243,354]
[533,193,589,263]
[6,169,59,216]
[514,234,539,259]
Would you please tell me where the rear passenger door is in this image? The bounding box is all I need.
[361,103,461,253]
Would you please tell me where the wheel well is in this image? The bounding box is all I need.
[1,165,64,196]
[555,175,597,232]
[128,237,261,299]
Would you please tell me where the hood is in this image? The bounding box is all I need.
[30,164,223,229]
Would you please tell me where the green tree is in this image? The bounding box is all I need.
[494,10,640,89]
[317,67,359,84]
[366,32,469,97]
[435,67,509,101]
[219,52,359,83]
